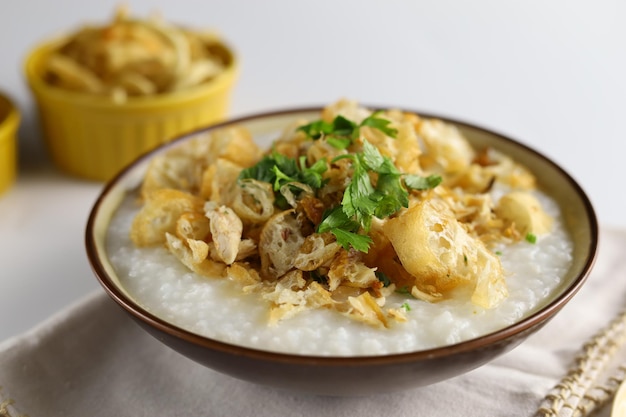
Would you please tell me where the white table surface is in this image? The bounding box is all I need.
[0,0,624,344]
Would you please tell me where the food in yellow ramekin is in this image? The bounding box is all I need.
[24,8,238,181]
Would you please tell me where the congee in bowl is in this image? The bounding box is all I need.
[87,100,597,394]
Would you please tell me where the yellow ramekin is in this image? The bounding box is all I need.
[24,37,238,182]
[0,93,20,195]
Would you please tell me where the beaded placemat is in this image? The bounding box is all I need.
[536,308,626,416]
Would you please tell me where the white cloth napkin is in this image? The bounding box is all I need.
[2,227,625,417]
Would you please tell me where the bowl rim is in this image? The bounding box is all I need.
[23,34,238,110]
[85,105,599,365]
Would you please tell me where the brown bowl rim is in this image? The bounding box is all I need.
[85,105,599,366]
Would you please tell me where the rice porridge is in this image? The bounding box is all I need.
[105,100,574,356]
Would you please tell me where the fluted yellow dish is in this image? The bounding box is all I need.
[0,93,19,195]
[24,33,237,181]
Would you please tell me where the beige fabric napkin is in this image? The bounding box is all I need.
[2,228,625,417]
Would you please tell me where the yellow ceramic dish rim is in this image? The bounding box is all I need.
[23,35,238,111]
[0,93,20,143]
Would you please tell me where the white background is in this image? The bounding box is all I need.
[0,0,624,341]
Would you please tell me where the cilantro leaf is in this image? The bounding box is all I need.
[322,139,425,252]
[296,120,334,140]
[349,141,409,225]
[318,206,358,231]
[360,112,399,138]
[317,206,372,252]
[331,115,358,137]
[271,165,297,190]
[298,158,327,189]
[239,152,327,200]
[326,136,352,149]
[297,116,356,141]
[297,112,397,149]
[360,140,385,171]
[342,159,378,230]
[525,233,537,244]
[238,155,278,184]
[331,228,372,252]
[372,191,406,219]
[404,174,442,190]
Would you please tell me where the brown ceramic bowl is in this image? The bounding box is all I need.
[85,107,598,396]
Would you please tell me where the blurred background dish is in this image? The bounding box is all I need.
[23,9,238,182]
[0,92,20,196]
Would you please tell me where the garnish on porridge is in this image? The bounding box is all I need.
[129,100,553,328]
